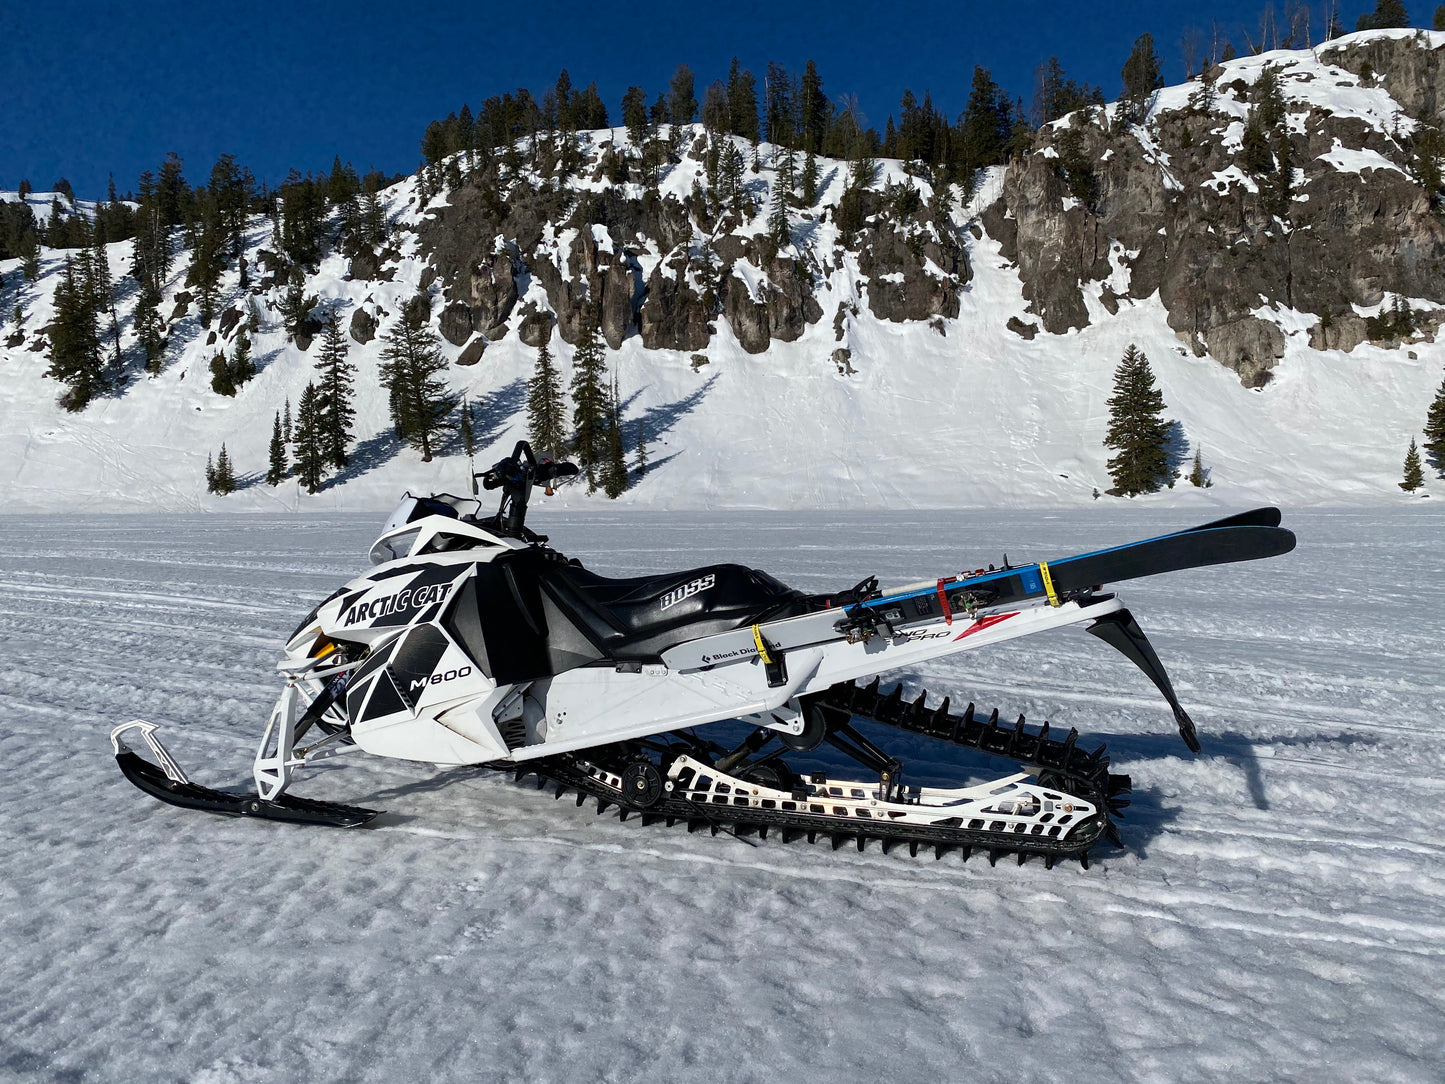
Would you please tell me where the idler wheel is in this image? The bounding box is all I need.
[621,760,664,808]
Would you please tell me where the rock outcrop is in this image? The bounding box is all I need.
[987,32,1445,383]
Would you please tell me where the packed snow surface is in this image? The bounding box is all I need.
[1,506,1442,1082]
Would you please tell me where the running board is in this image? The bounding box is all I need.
[112,721,380,828]
[1086,610,1201,753]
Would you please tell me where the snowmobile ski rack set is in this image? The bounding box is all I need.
[113,442,1295,866]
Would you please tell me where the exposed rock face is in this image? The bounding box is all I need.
[348,247,380,281]
[439,301,473,346]
[723,271,772,354]
[217,306,242,340]
[640,257,709,352]
[349,307,376,345]
[988,34,1445,382]
[414,136,969,358]
[600,253,637,348]
[856,201,968,323]
[456,336,487,366]
[468,251,518,340]
[516,301,556,348]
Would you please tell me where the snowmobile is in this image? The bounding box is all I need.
[113,441,1296,867]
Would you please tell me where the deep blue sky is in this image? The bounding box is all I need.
[0,1,1408,198]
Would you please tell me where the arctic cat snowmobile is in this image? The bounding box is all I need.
[114,441,1295,867]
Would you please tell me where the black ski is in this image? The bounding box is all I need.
[116,749,380,828]
[851,514,1295,625]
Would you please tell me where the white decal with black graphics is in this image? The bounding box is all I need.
[659,573,715,612]
[340,567,458,629]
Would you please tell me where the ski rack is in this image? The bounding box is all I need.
[515,678,1132,869]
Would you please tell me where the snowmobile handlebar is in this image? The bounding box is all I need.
[478,442,578,491]
[475,441,577,540]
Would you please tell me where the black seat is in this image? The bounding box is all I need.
[535,561,808,659]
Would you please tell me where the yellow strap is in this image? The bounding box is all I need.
[751,624,774,664]
[1038,560,1060,607]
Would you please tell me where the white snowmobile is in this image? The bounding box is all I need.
[114,441,1295,867]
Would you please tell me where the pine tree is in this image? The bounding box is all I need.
[294,383,326,493]
[266,411,288,485]
[1400,437,1425,492]
[1358,0,1411,31]
[1436,6,1445,31]
[569,315,609,491]
[314,311,356,468]
[20,232,40,281]
[1120,33,1163,125]
[232,329,255,386]
[377,301,457,461]
[801,150,819,206]
[277,268,318,343]
[210,352,236,396]
[767,173,791,248]
[527,341,568,461]
[669,64,698,126]
[635,417,647,476]
[602,373,628,498]
[135,280,165,374]
[1103,344,1171,496]
[1188,447,1211,488]
[210,443,236,495]
[459,397,476,458]
[45,258,106,411]
[1423,374,1445,475]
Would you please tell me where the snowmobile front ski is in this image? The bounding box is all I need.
[111,441,1296,867]
[112,722,380,828]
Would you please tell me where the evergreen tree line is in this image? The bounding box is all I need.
[31,148,397,410]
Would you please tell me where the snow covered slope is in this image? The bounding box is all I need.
[2,40,1443,512]
[1,509,1441,1081]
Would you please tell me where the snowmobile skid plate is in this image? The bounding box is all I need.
[111,722,380,828]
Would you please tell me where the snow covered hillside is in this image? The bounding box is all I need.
[1,509,1441,1081]
[3,33,1444,513]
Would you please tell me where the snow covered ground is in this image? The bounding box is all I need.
[1,507,1442,1083]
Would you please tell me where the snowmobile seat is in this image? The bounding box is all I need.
[534,560,810,660]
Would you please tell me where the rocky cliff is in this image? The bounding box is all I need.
[986,28,1445,386]
[410,127,967,362]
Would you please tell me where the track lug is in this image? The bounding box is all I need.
[856,835,867,852]
[909,840,919,858]
[1080,851,1091,869]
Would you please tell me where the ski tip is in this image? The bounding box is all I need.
[1175,708,1202,755]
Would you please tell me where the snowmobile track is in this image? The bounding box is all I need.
[519,677,1131,870]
